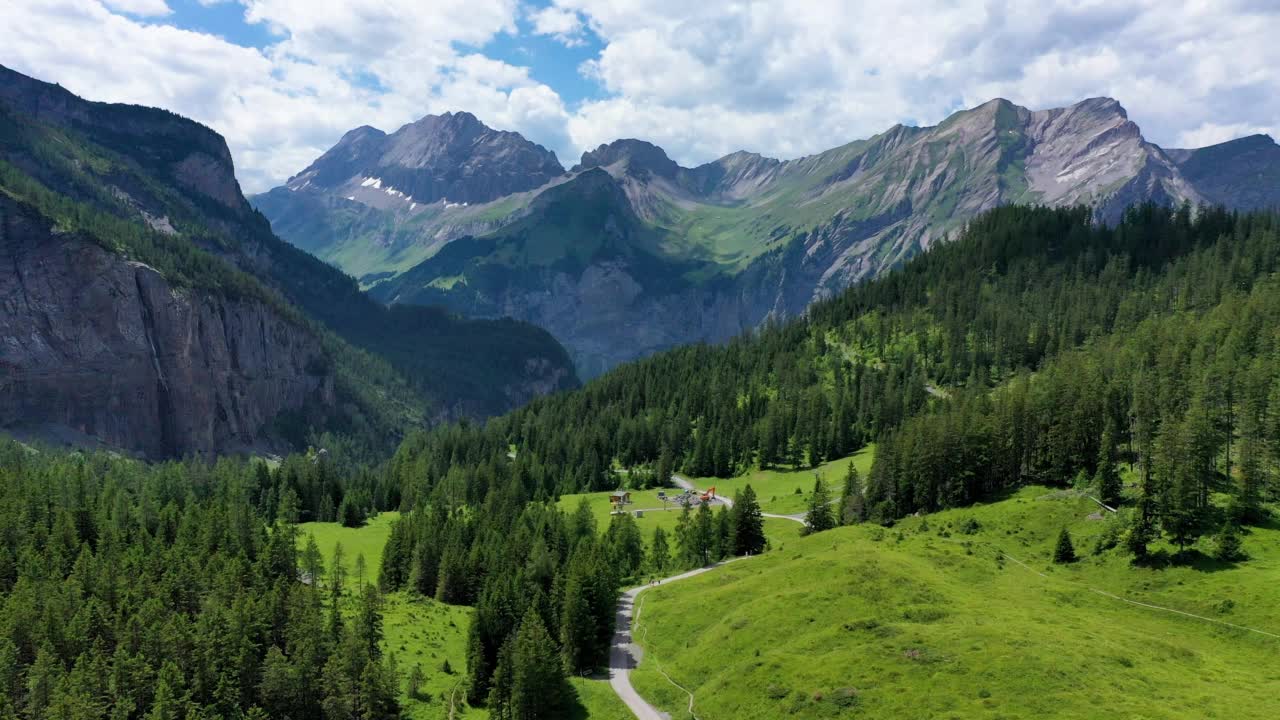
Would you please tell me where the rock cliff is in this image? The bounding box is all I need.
[0,197,332,457]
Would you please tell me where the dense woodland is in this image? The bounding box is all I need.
[2,202,1279,718]
[0,443,402,719]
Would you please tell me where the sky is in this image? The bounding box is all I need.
[1,1,1277,193]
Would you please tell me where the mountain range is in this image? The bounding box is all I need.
[256,97,1280,377]
[0,65,576,459]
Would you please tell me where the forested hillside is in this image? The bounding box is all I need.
[2,202,1277,719]
[388,203,1280,513]
[363,203,1280,715]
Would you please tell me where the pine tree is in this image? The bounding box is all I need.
[1214,522,1246,562]
[559,560,595,674]
[1053,528,1077,564]
[692,502,715,565]
[675,505,696,569]
[804,476,836,534]
[731,485,766,555]
[648,526,670,574]
[1126,494,1156,561]
[508,609,569,720]
[302,534,325,588]
[406,664,425,700]
[838,462,866,525]
[1094,419,1122,507]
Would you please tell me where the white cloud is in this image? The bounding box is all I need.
[1176,122,1274,149]
[0,0,1277,194]
[102,0,171,16]
[0,0,568,191]
[529,5,586,46]
[553,0,1280,168]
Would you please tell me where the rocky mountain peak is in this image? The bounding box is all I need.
[281,110,564,205]
[572,139,681,179]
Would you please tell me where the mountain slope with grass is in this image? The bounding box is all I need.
[0,65,576,458]
[260,97,1280,376]
[628,486,1279,719]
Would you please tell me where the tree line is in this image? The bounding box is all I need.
[0,440,400,719]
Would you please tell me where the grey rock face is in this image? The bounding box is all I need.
[0,197,333,458]
[1166,134,1280,211]
[286,111,565,206]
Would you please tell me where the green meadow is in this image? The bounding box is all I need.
[628,486,1280,719]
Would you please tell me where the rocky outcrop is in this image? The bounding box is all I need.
[0,197,333,457]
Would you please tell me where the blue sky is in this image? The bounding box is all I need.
[3,1,1277,192]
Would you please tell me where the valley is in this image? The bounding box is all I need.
[1,16,1279,720]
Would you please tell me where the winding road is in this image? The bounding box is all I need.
[608,563,738,720]
[606,478,808,720]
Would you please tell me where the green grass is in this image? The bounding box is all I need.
[384,592,479,719]
[298,511,401,586]
[687,445,876,515]
[569,678,634,720]
[628,486,1280,719]
[298,514,484,718]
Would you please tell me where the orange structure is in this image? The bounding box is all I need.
[700,486,716,501]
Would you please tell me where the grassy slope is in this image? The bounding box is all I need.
[629,487,1280,719]
[687,445,877,515]
[297,513,636,719]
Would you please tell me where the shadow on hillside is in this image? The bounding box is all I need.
[1248,513,1279,533]
[1179,550,1238,573]
[1135,548,1237,573]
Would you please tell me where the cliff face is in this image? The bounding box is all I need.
[0,197,333,457]
[0,65,580,456]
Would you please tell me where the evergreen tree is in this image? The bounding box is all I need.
[1094,419,1123,507]
[1214,522,1246,562]
[507,610,569,720]
[559,561,595,674]
[648,526,670,575]
[1053,528,1077,564]
[838,462,866,525]
[731,485,766,555]
[804,476,836,534]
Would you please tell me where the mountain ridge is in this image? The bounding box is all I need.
[257,95,1280,376]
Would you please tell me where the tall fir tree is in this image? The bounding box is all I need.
[804,476,836,534]
[731,485,766,555]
